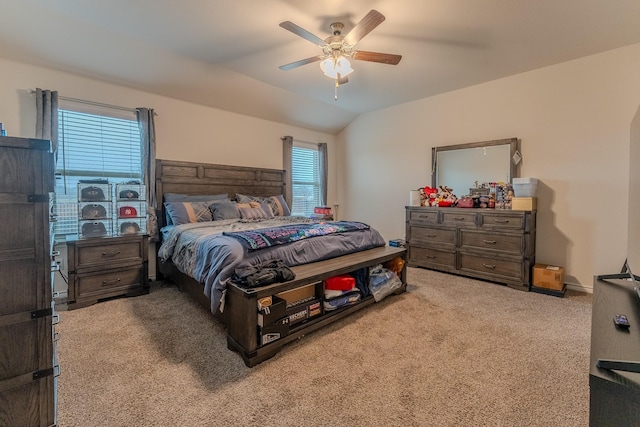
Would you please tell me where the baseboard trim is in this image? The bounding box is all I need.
[566,283,593,294]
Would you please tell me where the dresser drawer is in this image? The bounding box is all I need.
[74,266,145,300]
[409,246,456,269]
[74,239,144,270]
[459,253,523,281]
[441,211,476,227]
[409,226,455,246]
[478,212,525,230]
[460,230,524,255]
[408,208,439,224]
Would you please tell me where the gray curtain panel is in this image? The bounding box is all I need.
[318,142,328,206]
[35,88,59,161]
[136,108,158,241]
[281,135,293,207]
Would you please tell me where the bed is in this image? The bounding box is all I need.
[155,159,407,366]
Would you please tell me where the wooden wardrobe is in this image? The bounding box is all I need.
[0,136,57,426]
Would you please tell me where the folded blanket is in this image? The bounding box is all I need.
[324,286,362,311]
[223,221,370,251]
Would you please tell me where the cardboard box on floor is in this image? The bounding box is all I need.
[533,264,565,290]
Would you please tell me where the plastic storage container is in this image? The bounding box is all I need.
[116,183,146,235]
[512,177,538,197]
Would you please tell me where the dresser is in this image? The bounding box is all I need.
[406,206,536,290]
[0,136,58,426]
[67,234,149,310]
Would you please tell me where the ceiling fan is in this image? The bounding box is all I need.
[279,9,402,99]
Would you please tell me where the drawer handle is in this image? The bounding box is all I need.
[426,255,436,260]
[452,217,466,221]
[482,239,497,245]
[426,233,437,238]
[102,250,121,258]
[482,263,496,269]
[102,278,121,286]
[419,214,431,219]
[493,219,509,224]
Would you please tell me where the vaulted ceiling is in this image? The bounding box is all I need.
[2,0,640,134]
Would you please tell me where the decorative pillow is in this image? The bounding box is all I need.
[164,201,213,225]
[252,201,274,218]
[210,201,241,220]
[235,194,291,217]
[163,194,228,225]
[238,205,272,221]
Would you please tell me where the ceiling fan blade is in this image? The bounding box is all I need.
[279,21,326,47]
[352,50,402,65]
[343,9,385,46]
[279,55,325,71]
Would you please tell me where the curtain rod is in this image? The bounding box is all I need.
[29,89,156,115]
[293,138,324,146]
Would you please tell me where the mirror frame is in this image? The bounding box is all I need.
[431,137,520,190]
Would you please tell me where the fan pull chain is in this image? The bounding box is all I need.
[334,78,339,101]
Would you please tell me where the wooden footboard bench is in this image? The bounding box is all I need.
[225,246,407,367]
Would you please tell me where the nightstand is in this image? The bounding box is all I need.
[66,234,149,309]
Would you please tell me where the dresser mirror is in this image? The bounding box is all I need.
[431,137,519,197]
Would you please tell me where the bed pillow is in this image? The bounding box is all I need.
[163,193,228,225]
[164,201,214,225]
[235,194,291,217]
[210,200,241,220]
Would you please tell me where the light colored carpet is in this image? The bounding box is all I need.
[55,267,592,427]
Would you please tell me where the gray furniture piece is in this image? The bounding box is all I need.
[0,136,58,426]
[589,276,640,426]
[405,206,536,290]
[66,234,149,310]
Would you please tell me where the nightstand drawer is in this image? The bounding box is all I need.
[74,266,145,300]
[75,240,143,269]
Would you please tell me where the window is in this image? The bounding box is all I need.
[291,142,321,216]
[53,108,142,237]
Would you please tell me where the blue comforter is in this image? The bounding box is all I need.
[157,217,385,314]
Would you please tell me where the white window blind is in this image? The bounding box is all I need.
[291,143,321,216]
[53,109,142,237]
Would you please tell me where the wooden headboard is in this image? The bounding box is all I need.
[155,159,286,229]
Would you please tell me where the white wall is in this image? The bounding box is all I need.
[0,57,336,172]
[338,42,640,292]
[0,57,336,290]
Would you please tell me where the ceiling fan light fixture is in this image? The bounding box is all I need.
[320,56,353,79]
